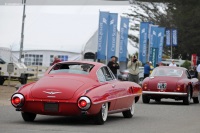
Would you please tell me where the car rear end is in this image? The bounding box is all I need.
[11,74,102,116]
[142,67,188,103]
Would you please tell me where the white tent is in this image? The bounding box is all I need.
[82,29,138,70]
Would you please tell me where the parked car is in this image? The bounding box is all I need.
[142,66,200,105]
[118,67,144,83]
[11,61,142,125]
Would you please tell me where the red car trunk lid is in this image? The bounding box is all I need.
[30,76,84,100]
[148,76,179,92]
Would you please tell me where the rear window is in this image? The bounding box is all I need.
[151,67,183,77]
[49,63,94,75]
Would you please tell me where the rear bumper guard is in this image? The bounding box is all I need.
[143,91,187,96]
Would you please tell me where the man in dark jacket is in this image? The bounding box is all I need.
[107,56,119,78]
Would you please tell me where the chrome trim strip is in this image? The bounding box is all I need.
[93,94,137,105]
[142,91,187,96]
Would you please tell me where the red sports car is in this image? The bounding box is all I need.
[142,66,200,105]
[11,61,142,124]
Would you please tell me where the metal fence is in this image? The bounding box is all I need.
[27,66,49,80]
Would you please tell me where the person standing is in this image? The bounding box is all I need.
[127,55,142,84]
[107,56,119,78]
[149,61,154,74]
[144,62,151,79]
[52,56,62,66]
[169,59,177,67]
[197,64,200,81]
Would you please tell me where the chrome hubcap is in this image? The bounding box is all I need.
[130,101,135,115]
[188,91,191,102]
[101,103,108,121]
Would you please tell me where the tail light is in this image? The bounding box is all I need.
[143,83,148,90]
[78,97,91,110]
[176,84,184,91]
[129,86,142,94]
[11,93,25,108]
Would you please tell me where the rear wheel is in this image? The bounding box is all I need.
[155,98,161,102]
[193,97,199,103]
[122,100,135,118]
[94,103,108,125]
[0,77,5,85]
[142,95,150,103]
[183,87,191,105]
[21,112,36,122]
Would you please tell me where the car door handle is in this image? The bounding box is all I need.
[112,85,116,88]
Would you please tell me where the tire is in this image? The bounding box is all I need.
[20,77,27,84]
[183,87,191,105]
[0,77,5,85]
[142,95,150,104]
[193,97,199,103]
[122,100,135,118]
[94,103,108,125]
[155,98,161,102]
[21,112,36,122]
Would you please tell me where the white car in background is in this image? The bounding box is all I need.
[118,67,144,84]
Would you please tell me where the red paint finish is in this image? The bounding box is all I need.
[142,66,200,100]
[11,61,142,121]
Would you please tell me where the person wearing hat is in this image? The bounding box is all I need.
[169,59,177,67]
[127,55,142,84]
[107,56,119,78]
[144,61,152,79]
[52,56,62,66]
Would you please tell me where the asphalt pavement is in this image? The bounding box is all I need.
[0,98,200,133]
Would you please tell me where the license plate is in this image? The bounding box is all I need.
[157,83,167,90]
[44,103,59,112]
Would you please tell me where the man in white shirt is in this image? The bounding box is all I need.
[196,64,200,81]
[169,59,177,67]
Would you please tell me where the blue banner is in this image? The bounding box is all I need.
[107,13,118,60]
[119,17,129,62]
[151,48,158,68]
[97,11,109,60]
[149,25,158,62]
[157,27,165,63]
[166,29,171,46]
[172,29,178,46]
[139,22,149,64]
[150,26,159,48]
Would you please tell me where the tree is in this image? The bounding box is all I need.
[123,2,168,49]
[123,2,172,57]
[135,0,200,59]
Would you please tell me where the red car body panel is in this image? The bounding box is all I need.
[142,66,200,101]
[12,61,142,117]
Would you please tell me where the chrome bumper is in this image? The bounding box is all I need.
[142,91,187,96]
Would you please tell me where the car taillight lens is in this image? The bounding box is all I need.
[12,97,21,105]
[176,84,184,91]
[78,97,91,110]
[79,100,87,107]
[143,83,148,90]
[11,94,25,108]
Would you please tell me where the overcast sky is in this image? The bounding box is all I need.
[0,5,129,53]
[0,0,130,5]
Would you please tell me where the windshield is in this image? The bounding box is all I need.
[49,63,94,75]
[151,67,183,77]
